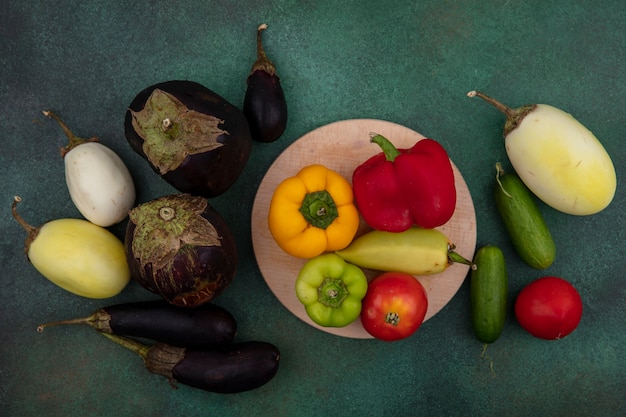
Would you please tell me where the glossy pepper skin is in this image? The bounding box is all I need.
[335,226,473,276]
[352,133,456,232]
[268,164,359,259]
[295,253,368,327]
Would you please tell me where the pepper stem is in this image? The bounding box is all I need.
[43,110,98,158]
[369,132,401,162]
[317,277,349,309]
[299,190,338,229]
[448,247,476,270]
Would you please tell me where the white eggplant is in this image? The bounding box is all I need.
[468,91,616,215]
[44,111,136,227]
[11,196,130,299]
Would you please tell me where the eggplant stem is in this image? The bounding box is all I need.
[11,196,39,247]
[101,332,151,360]
[43,110,98,157]
[466,91,516,119]
[251,23,276,75]
[36,314,97,332]
[162,117,172,132]
[256,23,269,58]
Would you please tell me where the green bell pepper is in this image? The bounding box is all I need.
[295,253,368,327]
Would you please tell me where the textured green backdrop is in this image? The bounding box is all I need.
[1,1,624,416]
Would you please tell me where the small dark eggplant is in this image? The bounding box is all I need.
[125,80,252,198]
[37,299,237,348]
[102,333,281,394]
[243,23,288,143]
[125,194,238,308]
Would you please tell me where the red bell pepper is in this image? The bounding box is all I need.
[352,133,456,232]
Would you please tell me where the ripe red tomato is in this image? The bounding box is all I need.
[360,272,428,342]
[514,276,583,340]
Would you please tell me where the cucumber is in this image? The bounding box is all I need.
[470,245,507,344]
[494,163,556,269]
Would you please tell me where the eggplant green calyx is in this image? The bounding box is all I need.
[43,110,99,158]
[128,194,221,271]
[250,23,276,76]
[101,332,184,386]
[369,132,401,162]
[466,90,536,137]
[299,190,338,229]
[130,89,227,174]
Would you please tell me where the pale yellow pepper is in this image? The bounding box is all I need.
[268,164,359,259]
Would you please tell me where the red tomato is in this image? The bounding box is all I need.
[514,276,583,340]
[360,272,428,342]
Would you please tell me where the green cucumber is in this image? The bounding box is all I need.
[494,163,556,269]
[470,245,507,344]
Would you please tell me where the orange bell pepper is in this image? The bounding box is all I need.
[268,164,359,258]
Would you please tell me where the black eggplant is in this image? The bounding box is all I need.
[102,333,281,394]
[243,23,288,143]
[37,300,237,348]
[125,194,238,308]
[125,80,252,198]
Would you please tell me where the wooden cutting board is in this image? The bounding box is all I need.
[251,119,477,338]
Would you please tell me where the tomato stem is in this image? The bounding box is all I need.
[384,312,400,326]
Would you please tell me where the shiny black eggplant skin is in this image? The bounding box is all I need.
[243,70,287,143]
[166,341,280,393]
[105,300,237,348]
[124,80,252,198]
[243,24,287,143]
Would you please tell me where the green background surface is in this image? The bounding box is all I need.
[1,1,625,416]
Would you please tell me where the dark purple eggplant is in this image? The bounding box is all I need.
[124,80,252,198]
[37,300,237,348]
[243,23,288,143]
[125,194,238,308]
[102,333,280,394]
